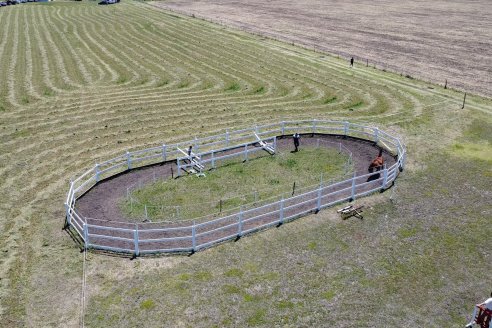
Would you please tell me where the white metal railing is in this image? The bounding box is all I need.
[65,119,406,256]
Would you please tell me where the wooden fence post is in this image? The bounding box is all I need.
[462,93,467,109]
[312,119,317,134]
[225,130,229,146]
[133,225,140,257]
[244,144,248,161]
[344,121,349,136]
[211,150,216,168]
[162,144,167,161]
[373,128,379,143]
[273,136,277,152]
[317,182,322,211]
[126,151,132,170]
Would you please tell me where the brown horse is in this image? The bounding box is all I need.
[368,149,384,173]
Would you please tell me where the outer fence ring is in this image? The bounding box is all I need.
[65,119,406,256]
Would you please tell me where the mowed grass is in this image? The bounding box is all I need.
[122,147,351,221]
[0,1,490,327]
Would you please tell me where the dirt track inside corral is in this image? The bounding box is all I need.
[76,134,395,223]
[154,0,492,97]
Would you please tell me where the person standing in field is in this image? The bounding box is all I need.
[350,57,354,67]
[187,145,193,158]
[466,292,492,328]
[293,133,300,152]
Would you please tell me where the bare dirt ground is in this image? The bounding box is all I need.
[77,134,394,223]
[156,0,492,97]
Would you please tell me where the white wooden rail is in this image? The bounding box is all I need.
[64,120,406,256]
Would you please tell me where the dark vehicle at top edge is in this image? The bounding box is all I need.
[98,0,119,5]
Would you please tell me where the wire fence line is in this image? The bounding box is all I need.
[65,119,406,256]
[123,138,354,222]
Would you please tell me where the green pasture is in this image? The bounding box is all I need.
[122,147,351,221]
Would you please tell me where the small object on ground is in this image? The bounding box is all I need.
[337,204,364,220]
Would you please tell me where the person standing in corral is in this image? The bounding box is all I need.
[293,133,300,152]
[350,57,354,67]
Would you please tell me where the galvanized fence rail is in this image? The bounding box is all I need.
[65,120,406,256]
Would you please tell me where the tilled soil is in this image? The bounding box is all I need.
[154,0,492,97]
[75,134,396,253]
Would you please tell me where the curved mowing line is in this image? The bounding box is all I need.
[65,120,406,257]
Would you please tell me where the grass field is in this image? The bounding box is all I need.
[122,147,351,222]
[0,1,491,327]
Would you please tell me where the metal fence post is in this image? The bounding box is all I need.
[192,222,196,252]
[312,119,317,134]
[281,121,285,135]
[95,163,100,182]
[279,198,284,225]
[344,121,349,136]
[194,137,199,154]
[64,203,71,225]
[126,151,132,170]
[317,183,322,211]
[244,144,248,161]
[225,129,229,146]
[133,225,140,257]
[162,144,167,162]
[381,164,388,191]
[211,150,216,168]
[83,222,89,250]
[350,173,356,201]
[273,136,277,152]
[237,208,243,237]
[373,128,379,143]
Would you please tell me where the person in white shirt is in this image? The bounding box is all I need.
[466,292,492,328]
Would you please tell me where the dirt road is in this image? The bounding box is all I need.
[156,0,492,97]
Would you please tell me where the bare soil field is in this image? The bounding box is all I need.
[157,0,492,97]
